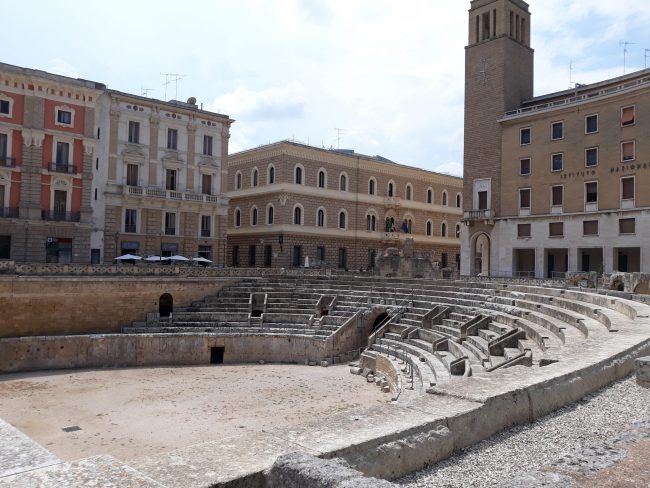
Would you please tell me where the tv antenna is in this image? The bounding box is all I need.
[141,87,154,97]
[334,128,345,149]
[161,73,184,100]
[645,49,650,69]
[620,41,636,74]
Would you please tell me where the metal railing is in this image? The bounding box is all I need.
[164,227,176,235]
[0,207,19,218]
[201,229,211,237]
[49,162,78,174]
[41,210,80,222]
[0,156,16,168]
[463,209,493,221]
[124,224,137,233]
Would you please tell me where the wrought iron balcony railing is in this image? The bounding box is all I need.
[0,207,19,218]
[41,210,81,222]
[49,162,78,174]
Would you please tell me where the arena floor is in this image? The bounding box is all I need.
[0,364,387,462]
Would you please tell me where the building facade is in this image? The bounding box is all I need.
[462,0,650,277]
[98,92,233,264]
[227,141,462,270]
[0,63,104,263]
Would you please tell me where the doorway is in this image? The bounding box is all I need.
[159,293,173,317]
[210,347,224,364]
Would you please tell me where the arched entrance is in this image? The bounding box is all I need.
[159,293,173,317]
[471,233,490,276]
[372,312,389,331]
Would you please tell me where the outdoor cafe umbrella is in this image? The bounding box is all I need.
[192,256,213,264]
[114,254,142,261]
[168,255,190,262]
[144,255,169,262]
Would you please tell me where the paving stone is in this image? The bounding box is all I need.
[0,418,61,479]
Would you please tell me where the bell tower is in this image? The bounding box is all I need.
[461,0,534,276]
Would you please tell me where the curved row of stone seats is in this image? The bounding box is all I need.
[122,326,332,337]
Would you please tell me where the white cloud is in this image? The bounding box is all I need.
[213,82,309,121]
[432,161,463,178]
[45,59,82,79]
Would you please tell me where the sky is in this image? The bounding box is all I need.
[3,0,650,176]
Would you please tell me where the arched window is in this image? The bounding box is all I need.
[235,171,242,190]
[340,173,347,191]
[426,220,432,237]
[234,208,241,227]
[268,165,275,184]
[251,207,258,226]
[293,205,302,225]
[318,169,326,188]
[366,213,376,231]
[405,184,412,201]
[294,165,303,185]
[317,208,326,227]
[455,223,461,238]
[368,178,376,195]
[441,222,448,237]
[339,210,347,229]
[252,168,259,187]
[427,188,433,204]
[388,181,394,197]
[456,193,462,208]
[267,205,274,225]
[442,191,448,206]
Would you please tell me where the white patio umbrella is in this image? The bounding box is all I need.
[192,256,213,263]
[168,255,190,262]
[145,255,169,262]
[114,253,142,260]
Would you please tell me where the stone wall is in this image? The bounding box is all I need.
[0,276,236,338]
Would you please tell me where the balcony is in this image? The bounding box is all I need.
[124,224,137,233]
[463,209,494,222]
[42,210,81,222]
[124,185,224,205]
[164,227,176,236]
[384,196,401,208]
[0,207,19,218]
[49,162,78,174]
[0,157,16,168]
[382,232,401,242]
[201,229,211,238]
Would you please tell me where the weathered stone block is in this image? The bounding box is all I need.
[636,356,650,387]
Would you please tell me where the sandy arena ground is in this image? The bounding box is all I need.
[0,364,387,462]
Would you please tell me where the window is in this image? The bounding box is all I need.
[167,128,178,150]
[318,170,326,188]
[0,133,6,159]
[94,188,97,201]
[201,174,212,195]
[0,100,9,115]
[405,184,412,200]
[164,212,176,235]
[426,221,432,236]
[234,209,241,227]
[125,209,137,233]
[340,173,347,191]
[441,222,447,237]
[56,142,70,165]
[619,218,636,235]
[338,248,347,269]
[517,224,531,238]
[317,208,325,227]
[520,158,531,175]
[551,153,563,172]
[236,171,242,190]
[267,205,274,225]
[165,169,177,191]
[338,211,346,230]
[388,182,394,197]
[232,245,240,267]
[455,224,461,238]
[585,147,598,167]
[366,214,376,231]
[293,206,302,225]
[57,110,72,125]
[585,182,598,204]
[295,166,303,184]
[427,188,433,204]
[369,178,375,195]
[316,246,325,263]
[268,165,275,184]
[621,141,635,162]
[621,177,635,202]
[203,135,213,156]
[126,164,139,186]
[519,188,531,209]
[251,207,258,226]
[551,121,563,140]
[198,245,212,261]
[201,215,211,237]
[583,220,599,236]
[248,245,256,267]
[621,105,635,127]
[520,127,531,145]
[128,121,140,144]
[478,190,488,210]
[442,191,448,206]
[585,114,598,134]
[551,185,563,207]
[456,194,462,208]
[549,222,564,237]
[252,168,259,187]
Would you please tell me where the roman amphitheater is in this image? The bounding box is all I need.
[1,263,650,487]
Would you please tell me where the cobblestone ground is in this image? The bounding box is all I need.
[398,376,650,488]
